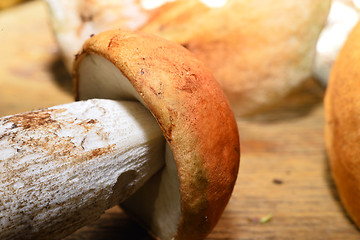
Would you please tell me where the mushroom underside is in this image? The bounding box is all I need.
[77,53,181,239]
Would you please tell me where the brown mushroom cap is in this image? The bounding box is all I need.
[46,0,330,117]
[73,29,240,239]
[325,21,360,227]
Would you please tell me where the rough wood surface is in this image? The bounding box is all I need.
[1,1,360,239]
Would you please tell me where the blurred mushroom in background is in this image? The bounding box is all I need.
[45,0,330,117]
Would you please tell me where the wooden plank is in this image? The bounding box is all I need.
[0,0,73,117]
[1,1,359,239]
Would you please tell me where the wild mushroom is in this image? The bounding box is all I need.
[0,30,240,240]
[45,0,330,117]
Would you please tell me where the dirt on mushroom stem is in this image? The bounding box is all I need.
[0,99,165,240]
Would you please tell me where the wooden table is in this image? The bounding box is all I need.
[1,1,359,239]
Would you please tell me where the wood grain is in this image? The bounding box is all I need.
[1,1,359,239]
[0,0,73,117]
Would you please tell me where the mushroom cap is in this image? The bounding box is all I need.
[325,21,360,228]
[73,30,240,239]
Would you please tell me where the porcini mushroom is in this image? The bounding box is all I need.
[0,30,240,240]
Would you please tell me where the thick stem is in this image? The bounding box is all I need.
[0,99,165,240]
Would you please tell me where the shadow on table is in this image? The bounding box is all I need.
[63,206,153,240]
[49,57,73,95]
[241,78,325,123]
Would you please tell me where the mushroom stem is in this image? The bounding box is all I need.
[0,99,165,240]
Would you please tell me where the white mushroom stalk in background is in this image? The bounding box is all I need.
[0,99,166,239]
[45,0,154,70]
[313,0,360,85]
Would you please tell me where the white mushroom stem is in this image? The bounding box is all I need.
[45,0,153,70]
[0,99,165,240]
[313,0,359,85]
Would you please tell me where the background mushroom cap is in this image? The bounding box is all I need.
[73,29,240,240]
[46,0,330,117]
[325,20,360,228]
